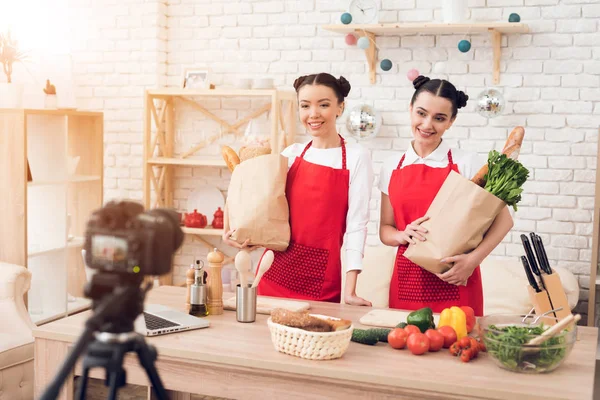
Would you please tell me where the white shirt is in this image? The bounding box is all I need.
[282,142,374,273]
[379,140,486,195]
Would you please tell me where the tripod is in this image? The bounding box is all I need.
[39,275,169,400]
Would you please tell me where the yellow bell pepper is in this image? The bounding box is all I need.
[438,306,468,340]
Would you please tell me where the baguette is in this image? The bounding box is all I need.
[270,308,352,332]
[471,126,525,187]
[221,145,240,173]
[239,145,271,162]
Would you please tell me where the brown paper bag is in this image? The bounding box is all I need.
[225,154,290,251]
[404,170,506,274]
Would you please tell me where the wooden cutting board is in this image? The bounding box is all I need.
[223,296,310,315]
[359,309,441,328]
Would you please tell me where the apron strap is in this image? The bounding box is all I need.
[396,154,406,169]
[299,135,348,170]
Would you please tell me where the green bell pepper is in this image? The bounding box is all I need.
[406,307,435,333]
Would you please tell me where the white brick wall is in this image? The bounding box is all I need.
[68,0,599,317]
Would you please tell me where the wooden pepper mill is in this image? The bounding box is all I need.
[207,248,224,315]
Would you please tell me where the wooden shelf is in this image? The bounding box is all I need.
[182,227,224,236]
[321,22,530,85]
[28,236,85,258]
[147,88,297,101]
[147,157,226,168]
[322,22,529,35]
[28,174,101,186]
[0,109,103,117]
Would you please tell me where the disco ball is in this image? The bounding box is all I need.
[475,88,505,118]
[346,104,381,140]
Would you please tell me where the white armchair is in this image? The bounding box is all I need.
[0,262,35,400]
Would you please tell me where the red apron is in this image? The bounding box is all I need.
[388,150,484,316]
[257,136,349,303]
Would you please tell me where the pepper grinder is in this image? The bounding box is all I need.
[207,248,224,315]
[189,263,208,317]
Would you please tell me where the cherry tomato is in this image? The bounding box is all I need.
[407,332,430,355]
[388,328,408,350]
[404,324,421,337]
[424,329,444,352]
[478,340,487,352]
[437,326,458,348]
[469,338,480,357]
[459,336,471,349]
[460,349,472,363]
[449,342,460,356]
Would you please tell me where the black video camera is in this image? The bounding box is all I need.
[83,201,184,277]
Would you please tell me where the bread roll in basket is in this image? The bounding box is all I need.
[267,312,354,361]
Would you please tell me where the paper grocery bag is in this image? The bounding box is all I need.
[404,170,506,274]
[225,154,290,251]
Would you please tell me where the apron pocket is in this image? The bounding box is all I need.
[396,249,460,303]
[263,242,329,299]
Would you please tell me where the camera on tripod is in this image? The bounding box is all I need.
[40,201,184,400]
[84,200,184,277]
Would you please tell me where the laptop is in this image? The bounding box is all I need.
[134,304,210,337]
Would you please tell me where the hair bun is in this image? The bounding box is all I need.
[337,76,351,98]
[293,75,307,91]
[456,91,469,109]
[412,75,430,90]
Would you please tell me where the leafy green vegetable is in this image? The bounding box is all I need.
[484,150,530,211]
[485,324,567,372]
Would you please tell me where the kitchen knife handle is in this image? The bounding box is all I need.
[520,234,540,276]
[535,234,553,275]
[521,255,541,293]
[529,232,547,274]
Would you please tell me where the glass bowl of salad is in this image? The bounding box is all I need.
[478,314,577,374]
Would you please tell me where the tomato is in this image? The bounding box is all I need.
[478,340,487,352]
[388,328,408,350]
[460,306,476,333]
[404,324,421,337]
[459,336,471,349]
[469,338,480,357]
[449,342,460,356]
[424,329,444,352]
[437,326,458,348]
[460,349,472,363]
[407,332,430,355]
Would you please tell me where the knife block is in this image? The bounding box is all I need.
[526,270,571,324]
[527,286,554,324]
[542,270,571,320]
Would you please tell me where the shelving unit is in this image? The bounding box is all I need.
[588,132,600,328]
[0,109,103,325]
[321,22,530,84]
[143,88,297,284]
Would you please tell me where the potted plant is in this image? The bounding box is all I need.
[0,30,27,108]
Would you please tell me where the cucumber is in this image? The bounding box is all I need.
[371,328,392,343]
[396,322,407,329]
[351,328,379,345]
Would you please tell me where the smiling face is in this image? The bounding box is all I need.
[409,91,455,148]
[298,84,344,138]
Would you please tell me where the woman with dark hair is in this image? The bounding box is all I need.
[224,73,373,305]
[379,76,513,316]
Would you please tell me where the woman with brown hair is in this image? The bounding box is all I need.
[224,73,373,305]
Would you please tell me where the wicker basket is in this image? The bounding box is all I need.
[267,315,354,361]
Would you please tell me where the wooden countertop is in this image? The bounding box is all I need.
[33,285,598,400]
